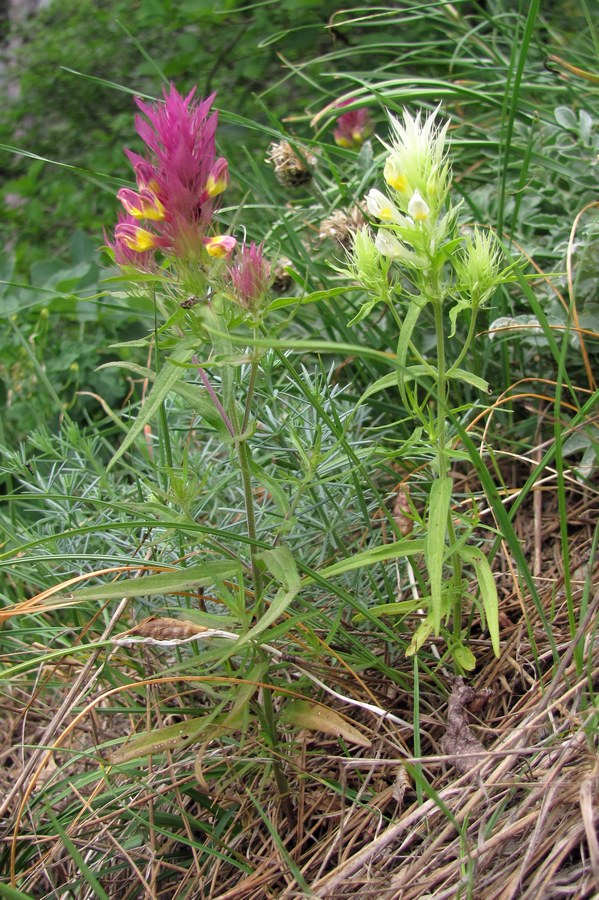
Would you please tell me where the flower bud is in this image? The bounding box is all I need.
[350,226,387,296]
[457,227,502,305]
[204,234,237,258]
[407,189,430,222]
[205,158,229,198]
[229,242,272,315]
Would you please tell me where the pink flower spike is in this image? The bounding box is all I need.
[118,187,165,221]
[229,242,272,311]
[121,84,228,260]
[333,100,374,150]
[204,234,237,258]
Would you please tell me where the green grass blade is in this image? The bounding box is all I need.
[44,806,110,900]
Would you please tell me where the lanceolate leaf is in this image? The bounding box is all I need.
[233,546,300,649]
[397,294,428,374]
[110,712,222,763]
[405,614,435,657]
[460,545,500,657]
[319,537,425,580]
[98,360,234,441]
[106,348,191,471]
[356,366,489,407]
[268,285,361,311]
[425,477,453,634]
[73,560,241,602]
[282,700,371,747]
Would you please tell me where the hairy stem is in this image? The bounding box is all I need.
[230,368,293,819]
[432,294,464,656]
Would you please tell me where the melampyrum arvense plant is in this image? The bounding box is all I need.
[104,84,299,813]
[345,106,509,671]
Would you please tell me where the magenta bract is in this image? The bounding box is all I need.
[229,242,271,310]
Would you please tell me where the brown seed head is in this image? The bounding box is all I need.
[319,205,365,248]
[266,140,317,187]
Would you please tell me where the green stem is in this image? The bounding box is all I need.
[153,289,173,476]
[432,293,463,656]
[230,365,292,818]
[242,330,260,436]
[235,434,264,607]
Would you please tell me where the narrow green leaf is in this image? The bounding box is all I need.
[425,477,453,634]
[356,366,488,407]
[405,615,435,657]
[110,713,220,764]
[249,459,291,517]
[403,365,489,393]
[45,807,110,899]
[397,294,427,372]
[234,547,300,648]
[107,353,188,471]
[0,885,36,900]
[74,561,240,602]
[444,368,490,393]
[357,371,399,405]
[460,545,500,657]
[319,537,426,579]
[222,661,268,729]
[268,285,360,311]
[355,598,425,620]
[98,360,233,440]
